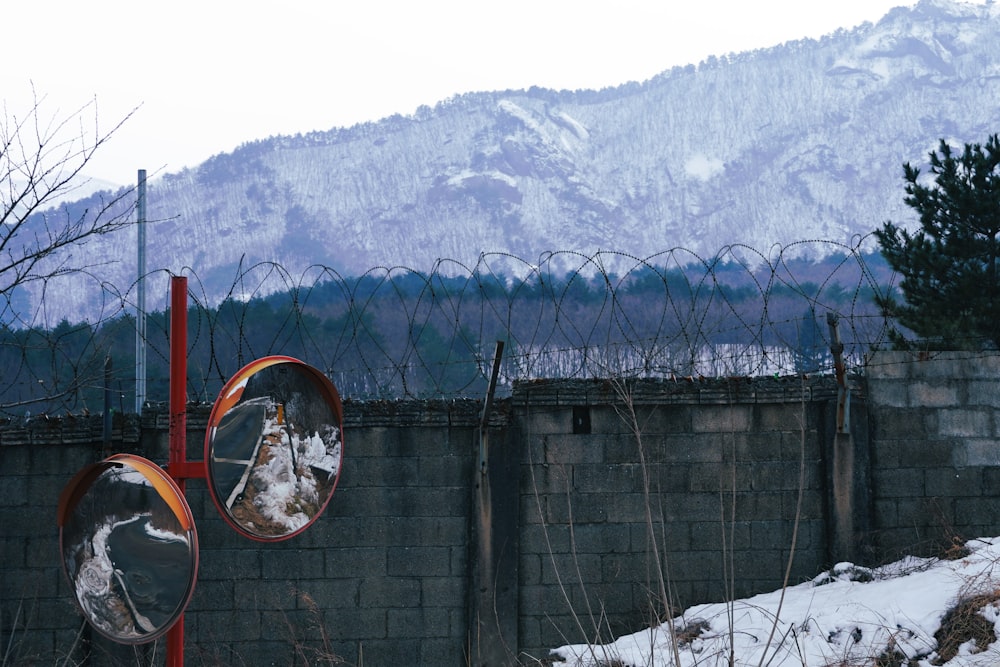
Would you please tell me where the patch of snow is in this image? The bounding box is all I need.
[550,536,1000,666]
[446,169,517,187]
[243,411,342,534]
[498,100,543,134]
[684,154,725,181]
[553,111,590,140]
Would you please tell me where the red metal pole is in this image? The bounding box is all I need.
[167,275,188,667]
[169,275,188,482]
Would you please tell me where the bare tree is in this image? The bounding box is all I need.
[0,88,138,413]
[0,88,138,322]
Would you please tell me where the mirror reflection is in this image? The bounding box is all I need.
[206,357,343,540]
[58,455,198,644]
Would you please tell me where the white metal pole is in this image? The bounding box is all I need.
[135,169,147,414]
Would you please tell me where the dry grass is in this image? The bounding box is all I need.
[931,589,1000,664]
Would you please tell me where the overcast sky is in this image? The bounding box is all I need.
[1,1,975,185]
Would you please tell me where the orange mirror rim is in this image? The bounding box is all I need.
[204,355,344,541]
[57,454,199,644]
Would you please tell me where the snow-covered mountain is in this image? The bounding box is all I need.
[32,0,1000,319]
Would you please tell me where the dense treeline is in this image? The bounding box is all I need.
[0,252,892,416]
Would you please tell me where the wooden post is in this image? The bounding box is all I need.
[471,342,519,665]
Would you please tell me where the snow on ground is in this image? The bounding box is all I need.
[551,536,1000,666]
[243,413,342,533]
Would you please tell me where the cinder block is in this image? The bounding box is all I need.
[954,497,1000,528]
[644,461,691,491]
[968,381,1000,407]
[692,405,752,433]
[784,490,825,522]
[521,460,572,495]
[873,468,925,498]
[733,548,786,581]
[387,607,451,637]
[983,467,1000,491]
[572,462,642,493]
[262,548,325,580]
[536,490,612,524]
[387,546,451,577]
[596,491,649,523]
[233,579,297,611]
[687,462,731,493]
[661,492,723,523]
[733,491,782,521]
[626,404,692,434]
[517,407,572,435]
[938,408,991,437]
[345,455,418,487]
[294,579,361,610]
[954,439,1000,467]
[925,468,982,498]
[539,551,601,585]
[415,453,469,486]
[570,523,632,554]
[908,381,960,408]
[406,425,473,456]
[653,433,724,463]
[388,486,469,519]
[663,549,724,582]
[0,475,27,508]
[23,536,59,574]
[740,432,782,461]
[302,608,386,641]
[866,378,909,407]
[872,410,930,441]
[197,609,262,641]
[543,433,606,465]
[749,520,793,550]
[872,498,898,528]
[748,460,809,492]
[421,576,466,608]
[419,637,468,664]
[755,403,812,432]
[687,520,751,551]
[189,580,234,611]
[573,580,634,615]
[630,518,691,552]
[197,548,262,580]
[893,497,942,528]
[325,547,386,578]
[359,575,420,608]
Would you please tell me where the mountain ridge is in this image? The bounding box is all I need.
[28,0,1000,320]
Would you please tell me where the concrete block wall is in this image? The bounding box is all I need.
[1,438,96,664]
[511,378,837,660]
[0,413,144,665]
[6,358,1000,664]
[0,403,480,666]
[866,351,1000,559]
[185,400,480,666]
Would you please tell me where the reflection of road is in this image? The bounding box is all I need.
[211,402,266,508]
[106,515,190,635]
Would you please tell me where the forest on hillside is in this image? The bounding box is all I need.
[0,251,894,416]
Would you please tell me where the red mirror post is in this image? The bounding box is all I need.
[165,275,205,666]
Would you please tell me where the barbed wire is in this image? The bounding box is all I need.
[0,236,960,416]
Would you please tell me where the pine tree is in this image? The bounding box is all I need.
[874,134,1000,349]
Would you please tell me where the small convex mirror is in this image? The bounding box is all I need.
[57,454,198,644]
[205,356,344,541]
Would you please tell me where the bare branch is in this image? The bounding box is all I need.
[0,87,139,300]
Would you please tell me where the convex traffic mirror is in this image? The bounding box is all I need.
[57,454,198,644]
[205,356,344,541]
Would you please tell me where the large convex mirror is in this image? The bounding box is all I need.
[205,356,344,540]
[57,454,198,644]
